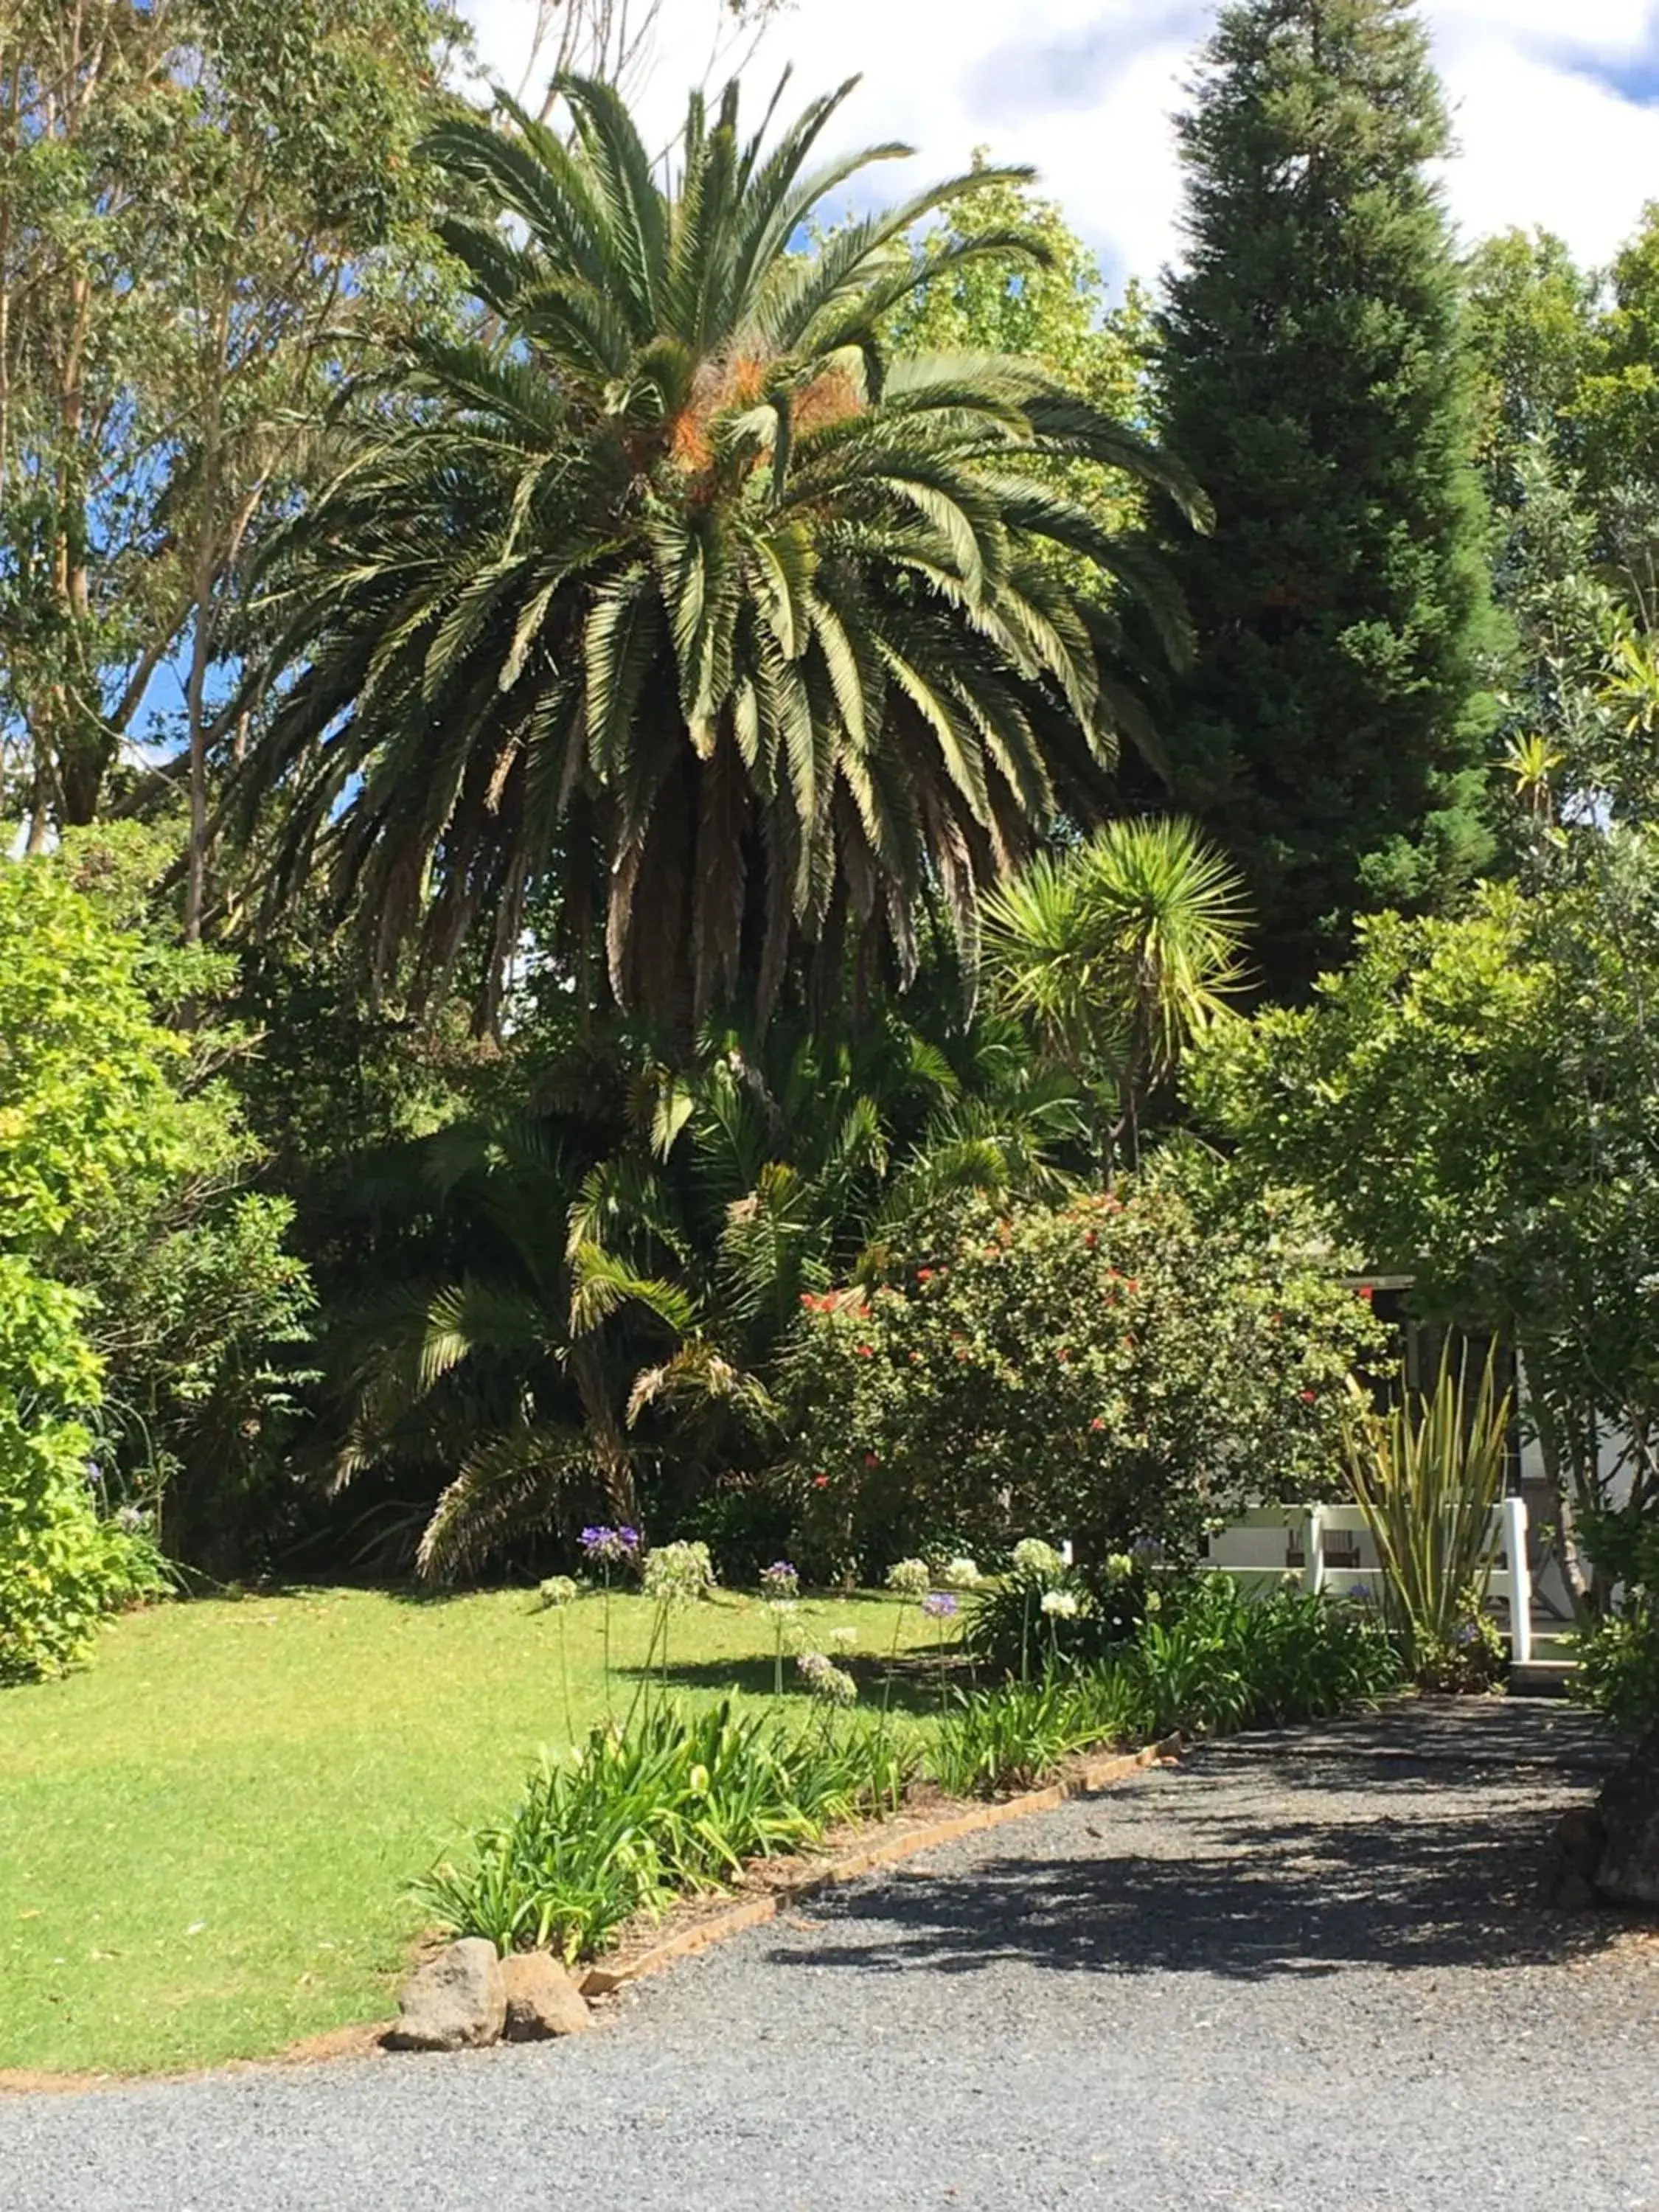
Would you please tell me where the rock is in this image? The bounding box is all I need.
[501,1950,592,2040]
[1595,1723,1659,1907]
[1541,1801,1607,1907]
[385,1937,507,2051]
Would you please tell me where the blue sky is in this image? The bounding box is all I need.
[464,0,1659,289]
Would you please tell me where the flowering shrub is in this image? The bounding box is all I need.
[778,1168,1381,1578]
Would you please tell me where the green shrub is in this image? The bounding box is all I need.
[1122,1576,1402,1737]
[420,1697,909,1961]
[1575,1513,1659,1731]
[964,1546,1152,1679]
[931,1664,1150,1796]
[934,1577,1403,1797]
[779,1169,1380,1579]
[0,1262,167,1685]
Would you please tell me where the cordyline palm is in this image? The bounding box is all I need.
[238,73,1205,1032]
[981,817,1249,1177]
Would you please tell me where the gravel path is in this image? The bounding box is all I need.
[5,1699,1656,2212]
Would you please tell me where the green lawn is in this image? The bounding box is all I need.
[0,1585,936,2077]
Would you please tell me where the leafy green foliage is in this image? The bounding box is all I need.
[0,0,465,841]
[934,1578,1402,1795]
[1574,1512,1659,1732]
[1154,0,1499,993]
[1119,1575,1403,1739]
[324,999,1078,1581]
[1341,1345,1512,1689]
[419,1695,908,1960]
[779,1166,1382,1579]
[981,818,1249,1173]
[963,1552,1151,1679]
[886,159,1159,557]
[931,1663,1144,1796]
[240,74,1202,1030]
[0,863,188,1677]
[1189,863,1659,1610]
[0,1261,167,1685]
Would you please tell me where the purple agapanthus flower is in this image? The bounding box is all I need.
[580,1525,641,1567]
[921,1590,959,1619]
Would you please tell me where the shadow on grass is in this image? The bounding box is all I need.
[770,1699,1630,1983]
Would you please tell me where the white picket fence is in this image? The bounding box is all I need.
[1204,1498,1534,1665]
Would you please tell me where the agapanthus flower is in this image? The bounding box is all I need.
[1011,1538,1065,1581]
[922,1590,959,1619]
[580,1525,641,1567]
[643,1539,714,1605]
[538,1574,579,1610]
[886,1557,931,1598]
[1040,1589,1079,1619]
[759,1560,800,1599]
[796,1650,857,1703]
[829,1625,858,1652]
[939,1557,982,1590]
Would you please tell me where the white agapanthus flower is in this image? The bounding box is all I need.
[1012,1538,1065,1580]
[886,1557,931,1598]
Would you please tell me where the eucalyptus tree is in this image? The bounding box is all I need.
[239,74,1205,1039]
[0,0,461,921]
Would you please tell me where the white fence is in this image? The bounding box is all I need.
[1204,1498,1534,1665]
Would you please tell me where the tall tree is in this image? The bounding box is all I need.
[239,75,1205,1040]
[0,0,462,919]
[1154,0,1499,997]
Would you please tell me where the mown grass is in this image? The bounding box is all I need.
[0,1585,936,2077]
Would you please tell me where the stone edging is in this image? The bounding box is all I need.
[579,1731,1182,1997]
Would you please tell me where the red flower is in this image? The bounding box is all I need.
[1300,1388,1317,1404]
[864,1452,880,1469]
[812,1475,830,1489]
[1057,1347,1071,1363]
[1357,1284,1374,1303]
[917,1267,934,1282]
[1083,1229,1097,1250]
[1090,1416,1105,1433]
[855,1343,874,1359]
[1125,1278,1140,1293]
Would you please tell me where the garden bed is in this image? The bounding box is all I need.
[575,1732,1183,1997]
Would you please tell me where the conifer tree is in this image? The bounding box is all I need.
[1155,0,1499,995]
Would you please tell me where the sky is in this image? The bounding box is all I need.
[461,0,1659,292]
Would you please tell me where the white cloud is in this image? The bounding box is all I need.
[462,0,1659,285]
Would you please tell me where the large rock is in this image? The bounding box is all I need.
[1545,1803,1607,1908]
[386,1937,507,2051]
[1594,1723,1659,1907]
[501,1950,592,2040]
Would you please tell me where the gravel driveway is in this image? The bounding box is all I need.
[5,1700,1655,2212]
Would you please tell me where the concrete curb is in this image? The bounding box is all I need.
[580,1732,1181,1997]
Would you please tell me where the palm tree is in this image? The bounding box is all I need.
[238,73,1205,1035]
[981,818,1249,1178]
[325,1004,1077,1579]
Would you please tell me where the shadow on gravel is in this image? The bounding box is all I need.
[782,1700,1628,1984]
